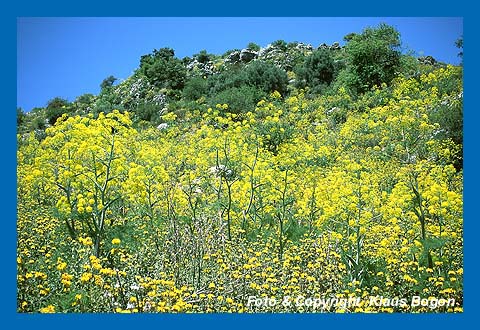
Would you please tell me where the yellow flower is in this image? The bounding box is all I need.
[57,262,67,271]
[81,272,93,283]
[79,237,93,246]
[112,238,121,245]
[39,305,55,313]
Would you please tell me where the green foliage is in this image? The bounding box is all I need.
[209,85,266,115]
[295,48,336,93]
[247,42,261,51]
[17,108,26,126]
[205,60,288,114]
[208,66,245,93]
[100,75,117,90]
[194,50,211,64]
[94,86,123,116]
[222,49,240,57]
[343,32,358,42]
[399,54,422,79]
[344,23,401,94]
[272,39,288,50]
[183,76,209,101]
[209,61,288,101]
[93,96,123,116]
[139,47,187,91]
[455,36,463,59]
[73,94,96,116]
[242,61,289,96]
[427,66,463,168]
[132,102,164,124]
[45,97,71,125]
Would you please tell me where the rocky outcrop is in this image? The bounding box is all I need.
[224,48,258,65]
[317,42,342,51]
[225,50,241,64]
[418,55,437,65]
[293,42,314,52]
[330,42,341,50]
[257,42,314,71]
[186,59,217,76]
[240,48,258,62]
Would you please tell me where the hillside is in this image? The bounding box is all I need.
[17,23,463,313]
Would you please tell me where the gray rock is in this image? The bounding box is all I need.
[226,51,241,64]
[240,48,258,62]
[330,42,341,50]
[418,55,437,65]
[295,42,313,51]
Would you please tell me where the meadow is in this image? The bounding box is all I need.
[17,64,463,313]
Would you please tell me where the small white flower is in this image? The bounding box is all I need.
[143,301,152,312]
[157,123,168,130]
[130,283,140,291]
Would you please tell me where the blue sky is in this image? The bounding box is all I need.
[17,17,463,112]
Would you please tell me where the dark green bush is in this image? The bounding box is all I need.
[247,42,261,51]
[208,61,288,97]
[242,61,289,96]
[295,49,336,93]
[344,23,401,94]
[139,47,187,91]
[133,102,164,123]
[45,97,71,125]
[209,85,266,115]
[183,76,209,101]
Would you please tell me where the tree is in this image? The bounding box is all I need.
[343,32,358,42]
[295,48,336,93]
[247,42,261,51]
[183,76,209,101]
[455,36,463,60]
[208,61,288,97]
[242,60,289,96]
[17,107,26,126]
[272,39,288,50]
[344,23,401,94]
[139,47,187,91]
[209,85,265,115]
[194,50,211,64]
[73,93,96,115]
[45,97,71,125]
[133,102,163,123]
[100,75,117,90]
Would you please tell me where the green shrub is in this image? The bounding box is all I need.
[139,47,187,91]
[183,76,209,101]
[133,102,164,123]
[344,23,401,94]
[247,42,261,51]
[242,61,289,96]
[209,85,266,115]
[295,49,336,93]
[45,97,71,125]
[208,61,288,97]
